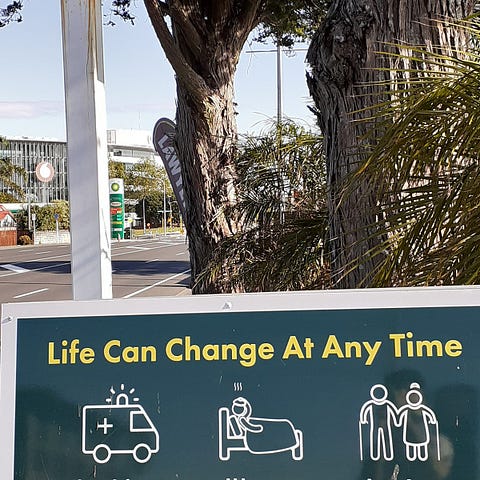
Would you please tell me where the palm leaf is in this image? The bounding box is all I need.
[346,21,480,286]
[198,120,329,291]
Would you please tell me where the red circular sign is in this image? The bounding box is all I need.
[35,162,55,183]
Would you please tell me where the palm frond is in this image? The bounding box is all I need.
[198,120,329,291]
[194,212,329,292]
[346,20,480,286]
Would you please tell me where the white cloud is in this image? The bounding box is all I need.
[0,101,64,119]
[107,102,175,114]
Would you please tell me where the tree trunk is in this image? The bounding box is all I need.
[175,74,239,293]
[144,0,261,293]
[307,0,473,289]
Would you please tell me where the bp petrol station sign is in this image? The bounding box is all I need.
[109,178,125,240]
[1,287,480,480]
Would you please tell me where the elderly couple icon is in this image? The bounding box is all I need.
[359,383,440,463]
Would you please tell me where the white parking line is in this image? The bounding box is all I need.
[146,258,160,263]
[31,253,70,262]
[122,269,191,299]
[111,243,185,258]
[14,288,49,299]
[0,264,30,273]
[0,262,69,278]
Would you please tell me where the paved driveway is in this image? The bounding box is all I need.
[0,234,191,304]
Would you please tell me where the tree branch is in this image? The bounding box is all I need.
[143,0,210,103]
[157,1,169,13]
[207,0,233,24]
[169,1,205,60]
[0,1,23,28]
[231,0,262,51]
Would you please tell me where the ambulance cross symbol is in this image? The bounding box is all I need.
[82,384,160,464]
[97,418,113,435]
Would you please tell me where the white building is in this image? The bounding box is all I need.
[0,130,161,204]
[107,129,161,167]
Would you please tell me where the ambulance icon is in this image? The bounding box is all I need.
[82,387,159,464]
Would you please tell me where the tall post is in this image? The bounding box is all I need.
[143,198,146,234]
[27,189,31,230]
[276,43,283,125]
[163,180,167,236]
[32,213,36,245]
[60,0,112,300]
[276,41,285,224]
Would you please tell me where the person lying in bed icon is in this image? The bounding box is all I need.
[218,396,303,461]
[230,397,263,435]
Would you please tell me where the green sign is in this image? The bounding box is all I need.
[1,288,480,480]
[109,178,125,240]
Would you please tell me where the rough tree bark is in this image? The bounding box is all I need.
[307,0,473,289]
[144,0,262,293]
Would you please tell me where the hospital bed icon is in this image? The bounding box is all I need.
[218,397,303,461]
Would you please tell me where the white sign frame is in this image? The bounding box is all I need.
[2,285,480,478]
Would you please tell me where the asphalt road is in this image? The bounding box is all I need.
[0,234,191,304]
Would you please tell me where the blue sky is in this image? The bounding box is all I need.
[0,1,317,141]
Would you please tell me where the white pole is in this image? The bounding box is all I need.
[27,190,31,230]
[277,43,283,125]
[163,181,167,236]
[143,197,146,234]
[60,0,112,300]
[32,213,36,245]
[276,41,285,224]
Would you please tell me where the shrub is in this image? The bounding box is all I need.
[18,234,33,245]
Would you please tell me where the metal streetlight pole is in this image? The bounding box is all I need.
[277,43,283,125]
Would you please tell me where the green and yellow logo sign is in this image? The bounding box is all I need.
[109,178,125,239]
